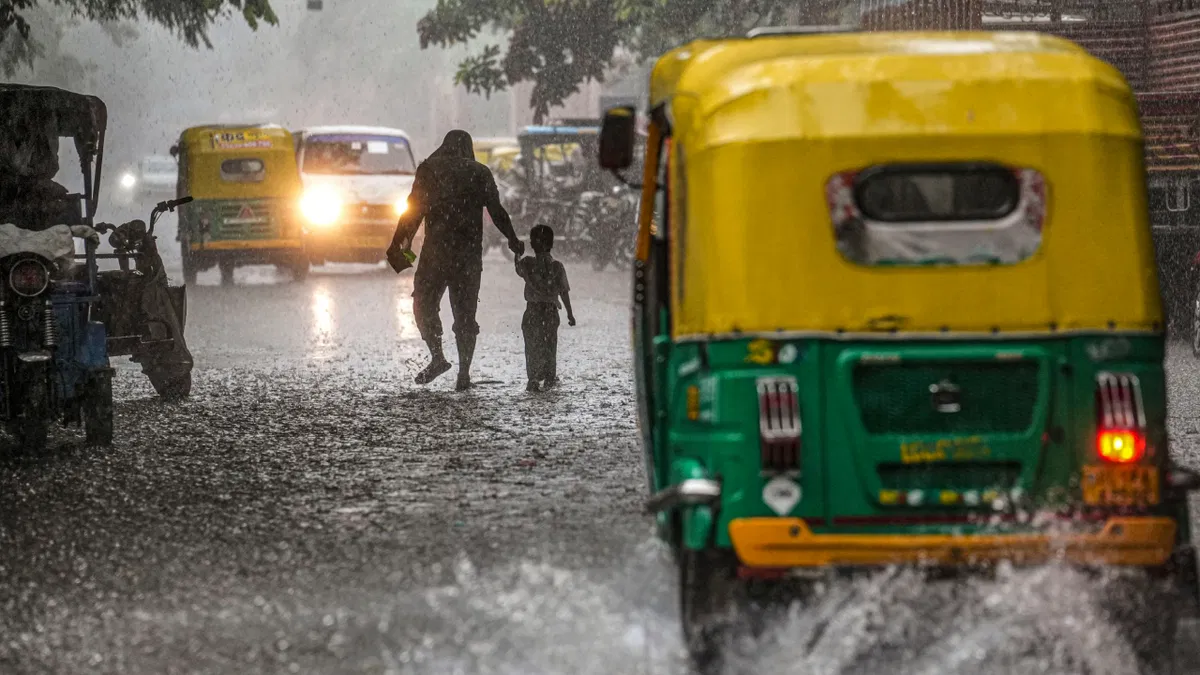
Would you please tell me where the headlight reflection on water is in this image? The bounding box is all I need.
[310,282,336,359]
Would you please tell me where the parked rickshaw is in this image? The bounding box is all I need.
[172,125,306,285]
[599,29,1200,673]
[0,85,193,451]
[473,136,518,166]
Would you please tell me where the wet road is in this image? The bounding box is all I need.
[2,255,1200,674]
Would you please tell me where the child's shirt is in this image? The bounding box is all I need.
[516,254,570,307]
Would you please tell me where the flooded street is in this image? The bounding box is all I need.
[0,256,1198,674]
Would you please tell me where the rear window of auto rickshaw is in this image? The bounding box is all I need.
[220,158,266,183]
[828,163,1046,268]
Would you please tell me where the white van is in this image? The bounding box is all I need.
[293,126,418,265]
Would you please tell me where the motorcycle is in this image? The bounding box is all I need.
[94,197,195,401]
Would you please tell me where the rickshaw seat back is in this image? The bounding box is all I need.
[652,31,1161,339]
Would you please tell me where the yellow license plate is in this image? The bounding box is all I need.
[346,238,389,249]
[1082,464,1160,506]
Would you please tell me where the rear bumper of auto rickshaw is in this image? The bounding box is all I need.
[729,516,1181,568]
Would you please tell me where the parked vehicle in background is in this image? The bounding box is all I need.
[118,155,177,201]
[507,121,644,269]
[473,136,518,166]
[293,126,418,267]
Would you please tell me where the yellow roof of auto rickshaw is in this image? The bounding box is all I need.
[646,31,1159,337]
[649,30,1124,114]
[179,124,295,152]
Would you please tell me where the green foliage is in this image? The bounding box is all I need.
[417,0,833,120]
[0,0,277,75]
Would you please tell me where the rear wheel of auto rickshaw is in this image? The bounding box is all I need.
[679,549,767,675]
[219,260,235,286]
[84,372,114,446]
[1102,575,1180,675]
[147,369,192,402]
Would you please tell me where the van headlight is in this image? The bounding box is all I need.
[393,195,409,216]
[300,186,343,227]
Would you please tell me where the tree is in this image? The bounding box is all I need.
[0,0,277,75]
[417,0,847,121]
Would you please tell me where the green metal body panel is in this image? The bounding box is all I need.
[636,332,1181,551]
[179,198,298,243]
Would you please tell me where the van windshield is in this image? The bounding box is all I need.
[301,135,416,176]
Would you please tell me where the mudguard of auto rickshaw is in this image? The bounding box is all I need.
[93,268,193,400]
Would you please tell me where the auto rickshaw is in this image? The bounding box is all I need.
[172,125,306,285]
[0,84,193,451]
[473,136,518,166]
[599,29,1200,674]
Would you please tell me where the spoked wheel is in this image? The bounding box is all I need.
[84,371,114,446]
[219,260,235,286]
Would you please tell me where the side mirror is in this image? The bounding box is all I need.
[169,144,179,158]
[599,105,636,170]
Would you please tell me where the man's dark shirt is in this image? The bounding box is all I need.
[397,156,516,272]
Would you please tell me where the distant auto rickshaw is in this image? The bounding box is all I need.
[473,136,518,166]
[0,85,192,451]
[486,146,520,174]
[599,29,1200,674]
[172,125,306,285]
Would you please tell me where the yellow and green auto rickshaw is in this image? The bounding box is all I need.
[599,29,1200,673]
[473,136,518,166]
[172,125,306,285]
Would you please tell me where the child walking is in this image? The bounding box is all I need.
[515,225,575,392]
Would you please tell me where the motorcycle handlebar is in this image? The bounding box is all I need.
[156,196,193,212]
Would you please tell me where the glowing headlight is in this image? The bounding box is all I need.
[393,196,409,216]
[300,186,343,227]
[119,173,136,190]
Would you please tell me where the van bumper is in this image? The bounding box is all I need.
[729,516,1179,568]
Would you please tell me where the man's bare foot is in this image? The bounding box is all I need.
[415,358,452,385]
[455,373,473,391]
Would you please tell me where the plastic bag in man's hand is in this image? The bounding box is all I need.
[387,246,417,274]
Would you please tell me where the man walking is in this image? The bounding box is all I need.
[389,130,524,390]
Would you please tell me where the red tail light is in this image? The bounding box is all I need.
[757,376,801,473]
[1097,429,1145,464]
[1095,372,1147,464]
